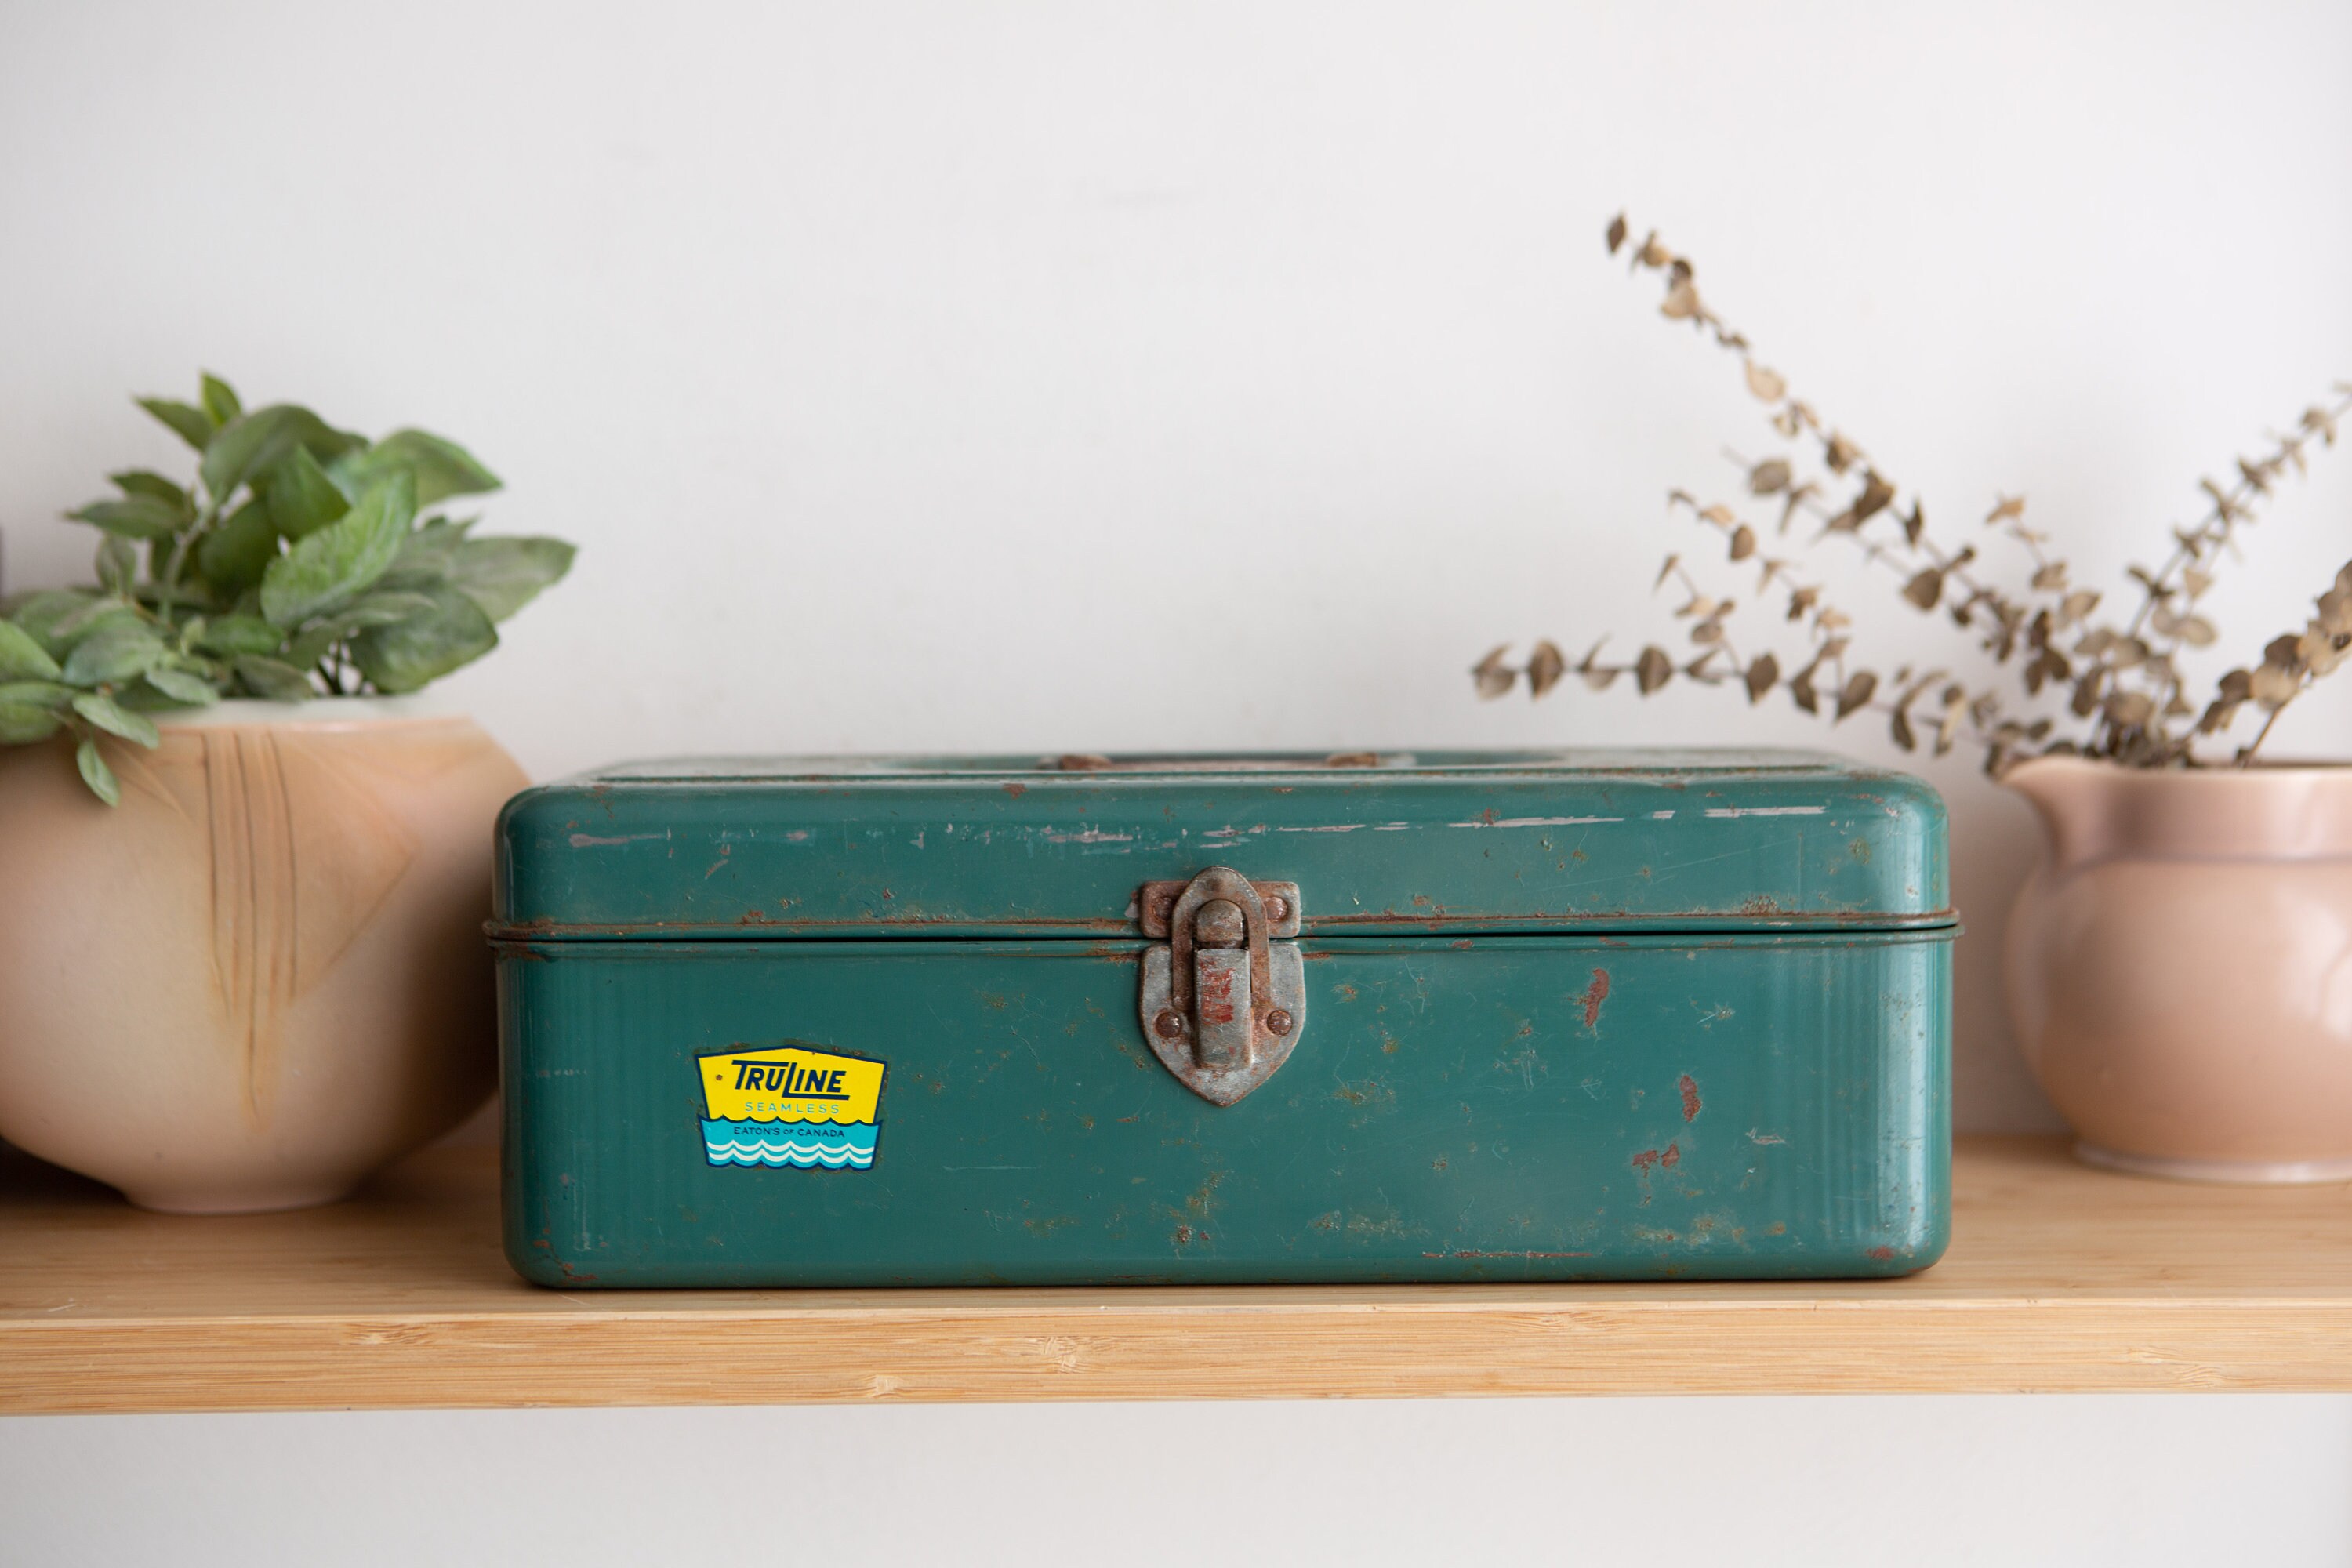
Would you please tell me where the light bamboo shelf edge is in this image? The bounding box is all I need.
[8,1135,2352,1411]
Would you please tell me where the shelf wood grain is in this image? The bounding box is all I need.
[7,1134,2352,1412]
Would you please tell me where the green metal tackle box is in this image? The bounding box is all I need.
[492,750,1954,1287]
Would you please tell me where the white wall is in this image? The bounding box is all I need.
[4,2,2350,1559]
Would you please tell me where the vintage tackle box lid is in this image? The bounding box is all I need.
[492,749,1950,940]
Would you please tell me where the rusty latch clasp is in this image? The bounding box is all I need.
[1136,866,1305,1106]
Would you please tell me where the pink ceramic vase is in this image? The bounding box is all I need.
[2004,756,2352,1182]
[0,699,525,1212]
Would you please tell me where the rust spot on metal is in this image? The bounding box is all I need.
[1739,894,1782,915]
[1632,1141,1681,1172]
[1677,1073,1702,1122]
[1183,1170,1224,1216]
[1866,1245,1895,1261]
[1451,938,1473,950]
[1662,1142,1680,1168]
[1580,968,1610,1029]
[1000,782,1028,797]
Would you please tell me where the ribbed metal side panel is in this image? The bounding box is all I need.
[500,933,1949,1287]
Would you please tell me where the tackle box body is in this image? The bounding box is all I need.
[492,750,1952,1286]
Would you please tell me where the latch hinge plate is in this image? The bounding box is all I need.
[1135,867,1305,1106]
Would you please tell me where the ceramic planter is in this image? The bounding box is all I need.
[0,699,525,1212]
[2004,756,2352,1182]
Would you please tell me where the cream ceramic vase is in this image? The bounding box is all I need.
[2004,756,2352,1182]
[0,699,525,1212]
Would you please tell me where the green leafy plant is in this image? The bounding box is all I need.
[0,373,574,802]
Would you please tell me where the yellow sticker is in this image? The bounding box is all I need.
[697,1045,884,1170]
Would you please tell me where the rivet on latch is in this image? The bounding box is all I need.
[1267,1009,1294,1036]
[1152,1009,1185,1040]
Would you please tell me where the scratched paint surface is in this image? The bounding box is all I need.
[495,750,1949,937]
[499,932,1950,1287]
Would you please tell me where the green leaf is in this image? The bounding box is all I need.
[260,471,414,628]
[0,702,61,744]
[195,497,282,597]
[75,735,120,805]
[0,680,77,709]
[200,404,361,501]
[51,600,143,648]
[195,614,285,659]
[0,620,63,681]
[111,470,194,512]
[70,495,187,540]
[375,519,470,592]
[137,396,216,452]
[60,624,169,687]
[448,536,575,622]
[263,444,350,539]
[331,429,500,507]
[284,623,337,671]
[71,691,160,747]
[199,372,242,426]
[142,667,220,707]
[8,591,102,655]
[350,586,498,693]
[232,655,315,702]
[96,536,138,597]
[334,591,437,630]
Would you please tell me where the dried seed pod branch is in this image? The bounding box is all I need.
[1480,489,2011,764]
[1482,212,2349,772]
[2075,390,2352,763]
[2198,559,2352,762]
[1611,214,2056,679]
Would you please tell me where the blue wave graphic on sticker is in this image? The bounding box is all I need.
[702,1119,878,1170]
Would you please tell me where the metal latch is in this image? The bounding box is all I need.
[1136,866,1305,1105]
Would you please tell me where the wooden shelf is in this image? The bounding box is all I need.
[7,1134,2352,1412]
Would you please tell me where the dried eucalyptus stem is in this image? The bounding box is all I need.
[1477,211,2352,771]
